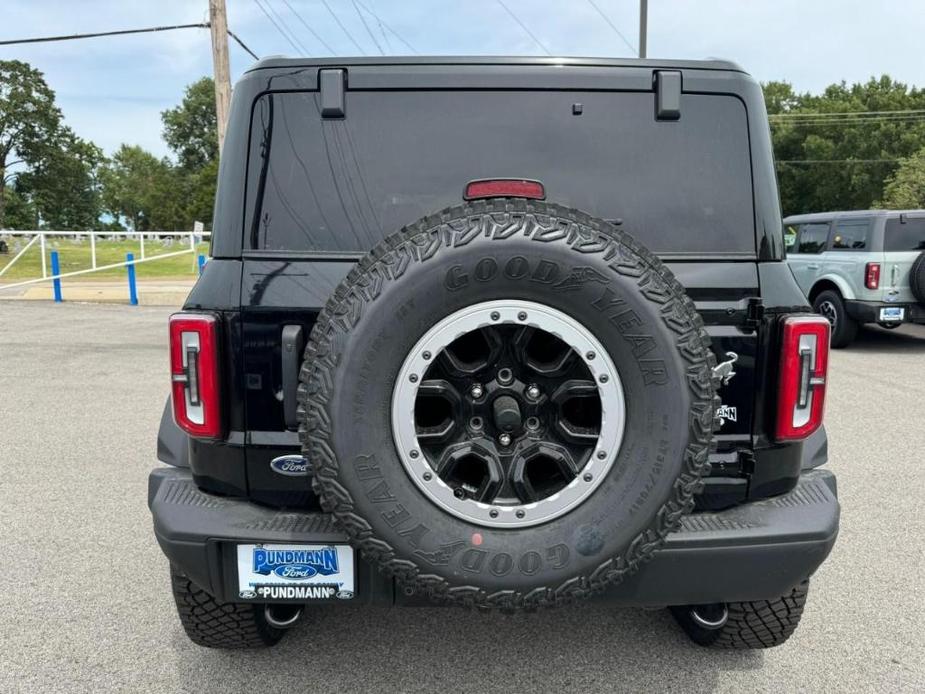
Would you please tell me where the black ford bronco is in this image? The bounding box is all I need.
[149,56,839,650]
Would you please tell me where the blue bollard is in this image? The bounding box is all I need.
[50,250,63,303]
[198,253,206,275]
[126,252,138,306]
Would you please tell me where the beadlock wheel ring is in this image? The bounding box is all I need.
[391,299,626,528]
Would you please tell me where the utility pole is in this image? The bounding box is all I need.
[638,0,648,58]
[208,0,232,153]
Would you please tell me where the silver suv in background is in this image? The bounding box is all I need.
[784,210,925,347]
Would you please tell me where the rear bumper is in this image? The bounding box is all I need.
[845,299,925,324]
[149,467,839,607]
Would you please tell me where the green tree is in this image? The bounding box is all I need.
[0,60,63,228]
[881,147,925,208]
[765,76,925,216]
[159,76,219,228]
[17,128,103,229]
[161,77,217,171]
[100,145,187,230]
[2,186,37,229]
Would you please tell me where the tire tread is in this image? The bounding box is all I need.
[299,198,720,610]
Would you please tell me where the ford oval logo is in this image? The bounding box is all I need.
[270,455,310,477]
[273,563,318,580]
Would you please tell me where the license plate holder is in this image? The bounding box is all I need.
[236,543,355,601]
[879,307,905,322]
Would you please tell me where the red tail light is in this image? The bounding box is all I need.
[464,179,545,200]
[169,313,222,439]
[865,262,880,289]
[775,315,830,442]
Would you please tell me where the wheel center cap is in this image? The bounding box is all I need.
[492,395,522,432]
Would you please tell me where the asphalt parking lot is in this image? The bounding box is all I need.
[1,302,923,693]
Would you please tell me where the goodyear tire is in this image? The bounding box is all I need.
[299,199,717,610]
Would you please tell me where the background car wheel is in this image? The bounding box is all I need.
[669,581,809,649]
[813,290,857,348]
[170,566,285,648]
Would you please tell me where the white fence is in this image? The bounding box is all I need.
[0,230,210,291]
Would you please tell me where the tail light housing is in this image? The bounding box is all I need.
[865,262,880,289]
[169,313,222,439]
[775,315,830,441]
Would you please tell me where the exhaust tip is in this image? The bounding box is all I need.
[264,604,302,629]
[690,603,728,630]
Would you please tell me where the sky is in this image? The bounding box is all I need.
[2,0,924,158]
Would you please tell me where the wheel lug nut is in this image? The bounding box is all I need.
[597,450,607,459]
[490,311,500,321]
[410,450,419,459]
[583,473,593,482]
[454,487,466,500]
[516,510,525,519]
[586,351,596,360]
[489,509,499,518]
[517,311,527,321]
[497,368,513,385]
[498,433,512,447]
[470,384,484,399]
[527,384,541,400]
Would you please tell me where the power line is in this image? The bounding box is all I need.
[0,21,258,60]
[267,0,312,54]
[279,0,338,55]
[351,0,384,55]
[0,23,208,46]
[227,29,259,60]
[769,108,925,119]
[376,17,392,53]
[252,0,308,54]
[585,0,635,56]
[495,0,552,56]
[354,0,418,54]
[320,0,366,55]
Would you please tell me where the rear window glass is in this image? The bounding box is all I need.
[831,219,870,250]
[796,223,829,254]
[244,91,755,255]
[884,217,925,251]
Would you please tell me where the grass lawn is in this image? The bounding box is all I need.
[0,236,210,282]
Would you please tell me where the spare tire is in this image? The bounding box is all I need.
[300,199,717,610]
[910,252,925,304]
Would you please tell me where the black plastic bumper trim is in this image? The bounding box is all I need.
[845,299,925,324]
[149,467,839,607]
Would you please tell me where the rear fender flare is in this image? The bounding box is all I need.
[811,274,855,302]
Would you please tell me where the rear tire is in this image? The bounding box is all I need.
[813,290,857,348]
[670,581,809,649]
[169,566,285,649]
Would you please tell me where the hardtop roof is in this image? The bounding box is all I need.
[245,55,747,74]
[784,210,925,223]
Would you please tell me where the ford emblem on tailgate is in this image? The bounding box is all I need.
[270,455,310,477]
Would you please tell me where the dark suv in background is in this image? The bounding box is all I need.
[150,56,839,650]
